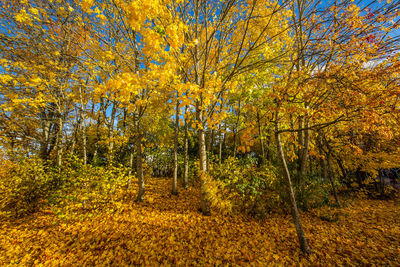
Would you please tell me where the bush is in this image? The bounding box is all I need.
[0,156,49,218]
[0,154,133,219]
[201,172,233,215]
[295,174,331,211]
[210,157,282,217]
[48,155,132,219]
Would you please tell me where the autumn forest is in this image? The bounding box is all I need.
[0,0,400,265]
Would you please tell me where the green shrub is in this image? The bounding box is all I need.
[210,157,282,217]
[295,174,331,211]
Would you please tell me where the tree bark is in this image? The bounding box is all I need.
[56,115,63,167]
[198,118,211,215]
[298,118,310,187]
[135,112,145,202]
[39,113,51,162]
[79,86,87,166]
[233,130,237,158]
[257,111,265,164]
[172,95,179,195]
[107,103,117,164]
[233,100,241,158]
[218,124,223,164]
[275,116,311,255]
[206,128,214,171]
[194,0,210,216]
[327,154,341,207]
[92,107,101,164]
[128,147,134,187]
[183,105,189,189]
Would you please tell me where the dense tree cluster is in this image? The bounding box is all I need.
[1,0,399,255]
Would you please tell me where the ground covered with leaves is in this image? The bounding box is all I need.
[0,177,399,266]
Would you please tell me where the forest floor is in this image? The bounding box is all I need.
[0,177,399,266]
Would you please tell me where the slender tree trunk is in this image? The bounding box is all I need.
[327,154,341,207]
[233,130,237,158]
[135,112,145,202]
[79,87,87,166]
[183,105,189,189]
[128,147,134,187]
[198,117,211,216]
[257,111,265,164]
[298,118,310,187]
[211,130,215,155]
[275,116,311,255]
[218,124,223,164]
[266,132,272,161]
[93,111,101,164]
[40,116,50,161]
[107,104,117,164]
[322,156,328,181]
[56,115,63,167]
[205,129,210,171]
[172,96,179,195]
[193,0,210,216]
[298,116,304,164]
[206,129,214,171]
[70,118,77,155]
[233,100,241,158]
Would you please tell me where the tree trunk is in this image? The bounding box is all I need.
[128,148,134,187]
[56,115,63,167]
[194,0,210,216]
[198,118,211,216]
[183,105,189,189]
[322,156,328,181]
[107,103,117,164]
[135,112,145,202]
[206,129,214,171]
[218,124,223,164]
[79,87,87,166]
[233,100,241,158]
[70,119,77,156]
[298,118,310,187]
[172,96,179,195]
[257,111,265,164]
[327,154,341,207]
[275,117,311,255]
[40,116,51,161]
[92,111,101,164]
[233,130,237,158]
